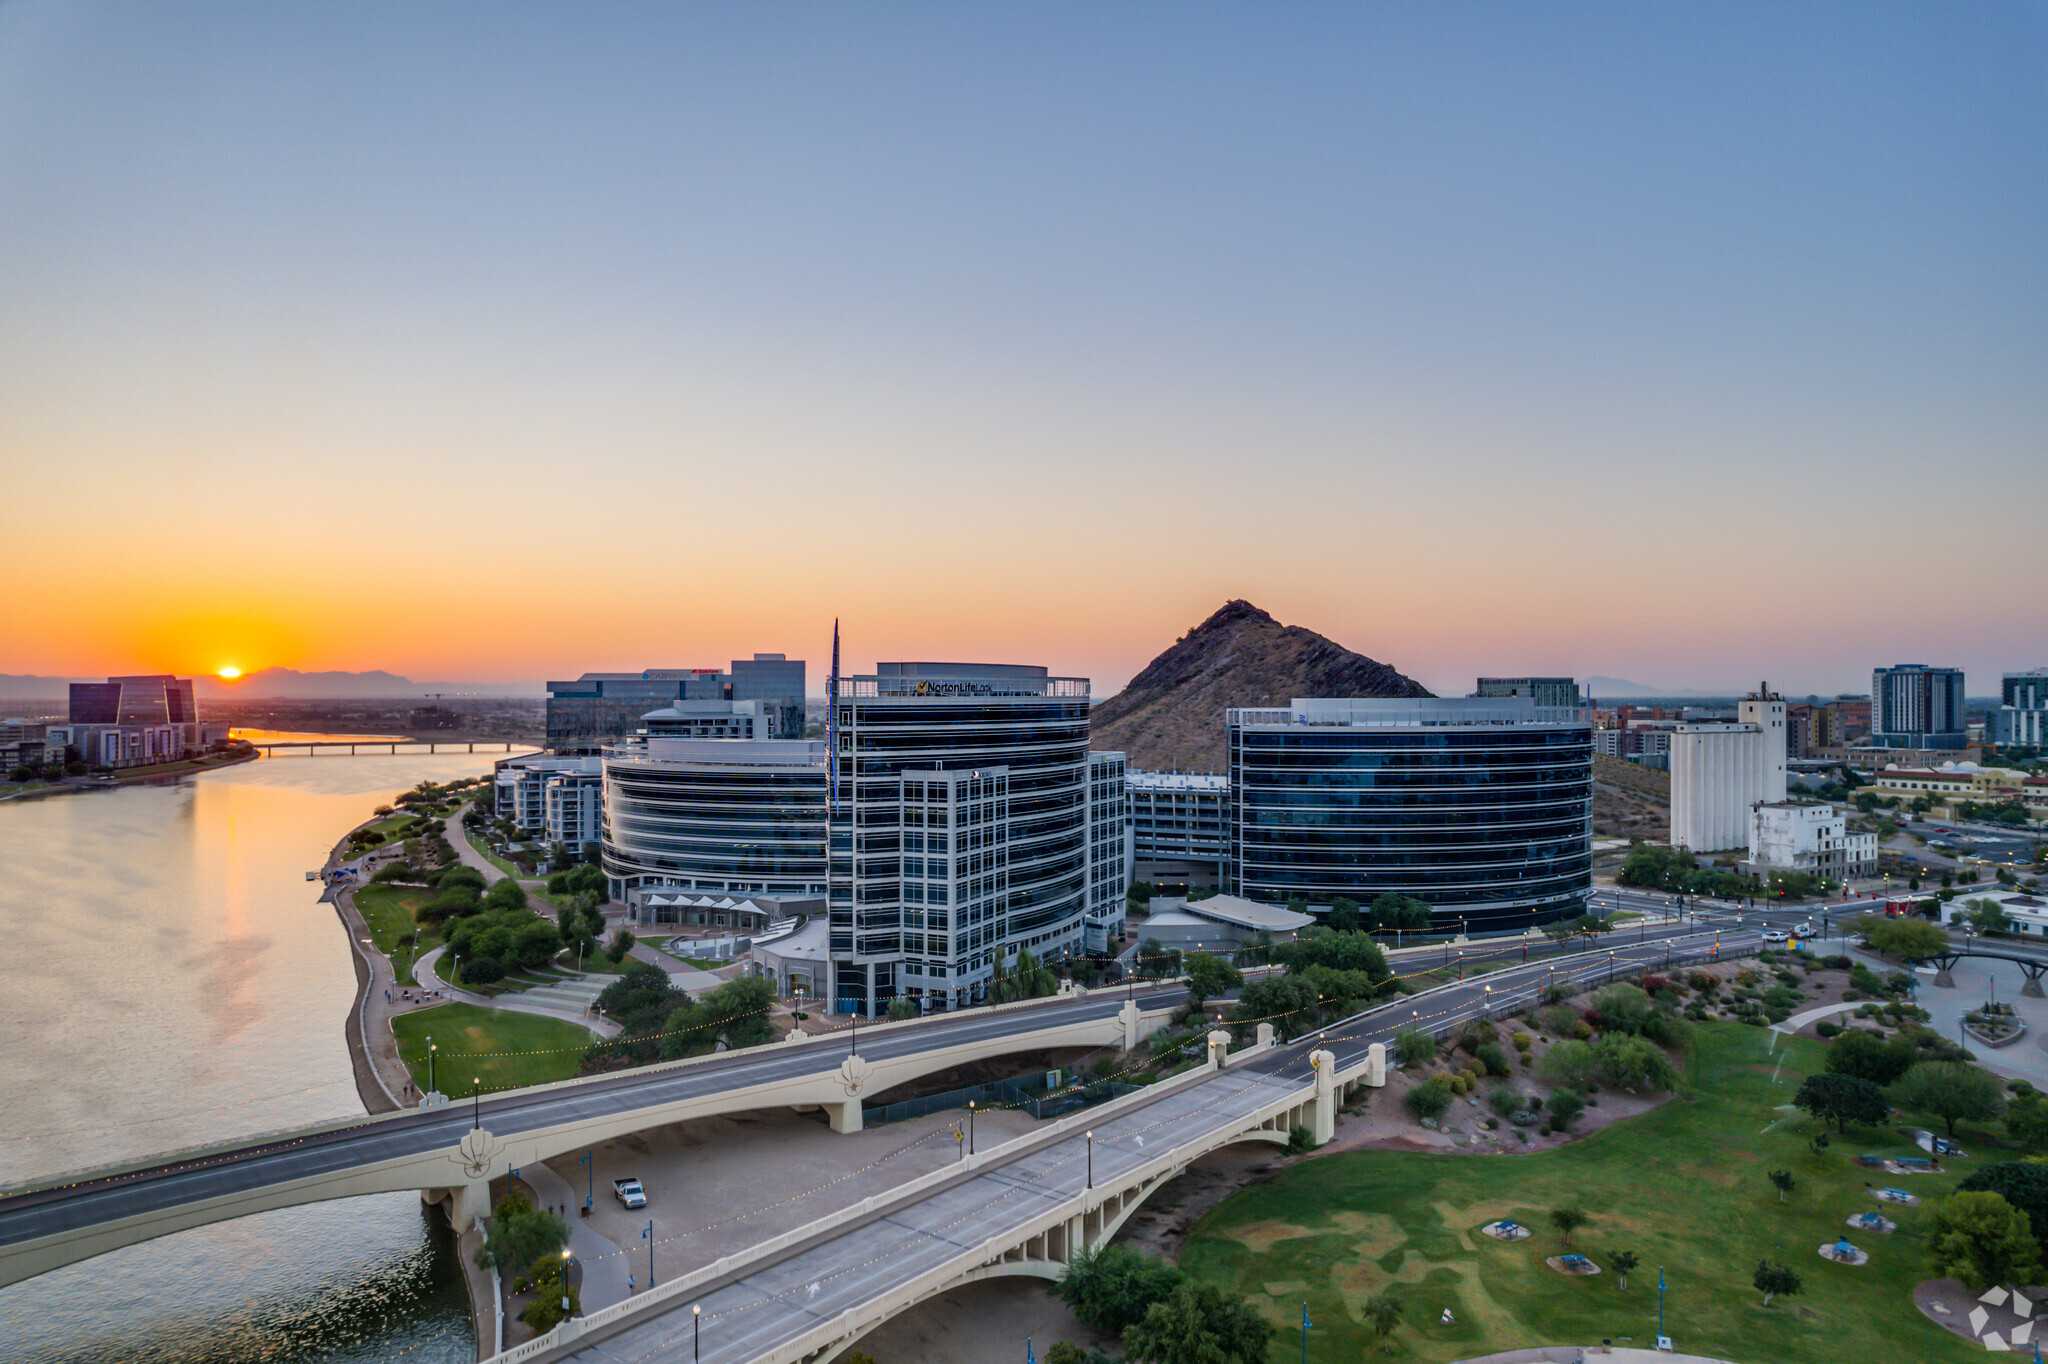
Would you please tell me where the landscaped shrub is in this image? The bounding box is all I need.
[1737,969,1759,987]
[1536,1040,1601,1092]
[1547,1089,1586,1130]
[1487,1085,1523,1119]
[1571,1019,1593,1040]
[1405,1084,1453,1121]
[1394,1027,1439,1067]
[1689,971,1720,993]
[1540,1005,1580,1038]
[1512,1031,1534,1051]
[1816,1021,1843,1038]
[1475,1043,1511,1077]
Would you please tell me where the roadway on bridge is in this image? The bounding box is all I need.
[548,918,1770,1364]
[0,886,1798,1277]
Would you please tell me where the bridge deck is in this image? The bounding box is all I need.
[562,1066,1302,1364]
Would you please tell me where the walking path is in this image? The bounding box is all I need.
[415,947,622,1038]
[516,1161,632,1313]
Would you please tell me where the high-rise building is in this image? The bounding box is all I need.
[546,655,805,753]
[1669,682,1787,851]
[601,727,830,900]
[2000,669,2048,748]
[1083,753,1131,952]
[1475,677,1583,707]
[1871,664,1966,750]
[1223,697,1594,931]
[61,675,203,766]
[828,662,1091,1015]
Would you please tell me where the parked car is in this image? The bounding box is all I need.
[612,1177,646,1209]
[1761,929,1789,943]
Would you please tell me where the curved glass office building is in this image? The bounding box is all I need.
[1225,698,1593,930]
[601,735,829,900]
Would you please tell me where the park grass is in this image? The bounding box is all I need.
[390,1003,591,1095]
[352,884,441,986]
[1179,1023,1989,1363]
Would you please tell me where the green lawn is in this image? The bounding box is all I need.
[390,1003,592,1094]
[1179,1024,1989,1363]
[352,884,439,986]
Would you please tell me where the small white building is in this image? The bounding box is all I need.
[1937,889,2048,935]
[1131,895,1316,954]
[1746,801,1877,881]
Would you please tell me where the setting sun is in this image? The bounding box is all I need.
[217,666,241,679]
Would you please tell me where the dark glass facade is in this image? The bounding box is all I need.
[1226,701,1593,930]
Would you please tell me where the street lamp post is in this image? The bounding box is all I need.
[426,1037,436,1095]
[581,1149,594,1211]
[1086,1130,1093,1188]
[471,1077,481,1130]
[561,1247,574,1316]
[642,1219,655,1288]
[692,1303,702,1361]
[968,1100,977,1155]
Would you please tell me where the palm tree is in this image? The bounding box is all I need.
[1361,1292,1403,1354]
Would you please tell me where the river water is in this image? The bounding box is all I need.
[0,750,531,1362]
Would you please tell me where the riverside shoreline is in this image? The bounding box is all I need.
[0,746,259,801]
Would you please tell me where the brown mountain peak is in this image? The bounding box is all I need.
[1093,600,1432,772]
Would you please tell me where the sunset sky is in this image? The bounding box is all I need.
[3,4,2042,698]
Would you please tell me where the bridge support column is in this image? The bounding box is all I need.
[2023,963,2048,998]
[424,1179,493,1232]
[1119,999,1147,1051]
[826,1101,864,1134]
[1934,969,1956,988]
[1308,1049,1338,1144]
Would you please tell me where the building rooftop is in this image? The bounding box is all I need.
[1128,770,1228,792]
[1151,894,1316,933]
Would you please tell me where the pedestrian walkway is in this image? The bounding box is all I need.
[514,1160,632,1312]
[416,947,622,1038]
[516,976,609,1014]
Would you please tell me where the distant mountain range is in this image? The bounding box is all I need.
[0,670,541,700]
[1581,676,1729,699]
[1090,599,1432,772]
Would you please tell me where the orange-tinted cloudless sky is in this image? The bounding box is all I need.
[3,5,2043,697]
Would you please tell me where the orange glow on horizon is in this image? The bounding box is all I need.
[217,666,242,679]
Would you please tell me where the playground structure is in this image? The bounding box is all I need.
[1481,1219,1532,1242]
[1547,1254,1600,1276]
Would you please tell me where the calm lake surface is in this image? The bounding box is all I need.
[0,751,532,1362]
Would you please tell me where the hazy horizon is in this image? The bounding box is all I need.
[5,5,2042,697]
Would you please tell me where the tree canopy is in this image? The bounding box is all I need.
[1960,1162,2048,1253]
[1122,1281,1273,1364]
[1932,1191,2043,1291]
[1182,952,1242,1006]
[1793,1072,1890,1134]
[1825,1028,1919,1087]
[1049,1244,1184,1335]
[1891,1061,2005,1138]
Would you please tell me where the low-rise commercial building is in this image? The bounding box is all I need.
[1126,770,1227,892]
[1745,801,1877,881]
[1130,894,1315,955]
[1865,762,2048,819]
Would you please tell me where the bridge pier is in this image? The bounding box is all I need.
[826,1101,864,1134]
[1308,1049,1338,1144]
[423,1179,493,1233]
[2021,962,2048,998]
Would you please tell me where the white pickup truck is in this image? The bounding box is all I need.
[612,1177,647,1209]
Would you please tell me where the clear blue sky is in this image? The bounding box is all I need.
[3,3,2042,696]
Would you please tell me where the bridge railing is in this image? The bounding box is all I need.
[488,1046,1237,1362]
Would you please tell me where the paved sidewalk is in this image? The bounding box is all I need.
[517,1160,632,1312]
[417,946,622,1038]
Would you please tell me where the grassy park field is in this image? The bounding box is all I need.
[1179,1024,1988,1362]
[391,1003,591,1094]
